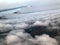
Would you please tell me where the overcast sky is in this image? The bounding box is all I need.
[0,0,60,10]
[0,0,31,10]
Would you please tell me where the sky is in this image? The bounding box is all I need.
[0,0,30,4]
[0,0,60,10]
[0,0,31,10]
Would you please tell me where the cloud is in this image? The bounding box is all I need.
[6,32,59,45]
[0,23,13,33]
